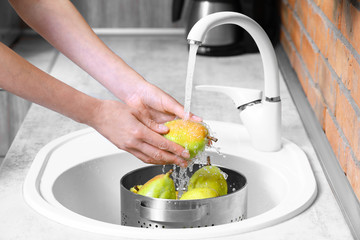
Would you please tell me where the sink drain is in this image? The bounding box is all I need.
[120,164,247,229]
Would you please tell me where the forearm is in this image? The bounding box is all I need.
[0,42,100,125]
[8,0,142,102]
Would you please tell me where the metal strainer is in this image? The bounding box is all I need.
[120,163,247,229]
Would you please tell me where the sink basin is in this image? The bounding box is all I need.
[23,120,317,239]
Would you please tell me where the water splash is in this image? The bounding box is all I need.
[171,164,189,198]
[220,170,228,180]
[169,42,230,199]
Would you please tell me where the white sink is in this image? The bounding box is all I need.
[23,120,317,239]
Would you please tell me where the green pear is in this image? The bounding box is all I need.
[137,170,176,199]
[180,187,219,200]
[188,162,227,196]
[163,119,212,159]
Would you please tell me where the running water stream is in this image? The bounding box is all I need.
[183,43,200,120]
[172,43,200,198]
[168,42,225,198]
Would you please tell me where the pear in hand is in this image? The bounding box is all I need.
[180,187,219,200]
[137,169,176,199]
[163,119,215,159]
[188,157,227,196]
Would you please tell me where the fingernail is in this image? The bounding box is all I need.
[191,115,203,122]
[158,124,168,132]
[179,160,188,168]
[181,149,190,159]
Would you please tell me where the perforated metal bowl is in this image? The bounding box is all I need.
[120,164,247,229]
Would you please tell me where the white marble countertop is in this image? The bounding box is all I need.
[0,34,354,239]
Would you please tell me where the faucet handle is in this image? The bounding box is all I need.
[195,85,262,108]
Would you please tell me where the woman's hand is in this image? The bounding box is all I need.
[90,100,191,167]
[98,70,202,167]
[124,79,201,124]
[8,0,200,166]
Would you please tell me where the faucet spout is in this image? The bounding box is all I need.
[189,12,282,151]
[187,11,280,99]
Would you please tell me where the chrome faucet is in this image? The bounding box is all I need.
[189,12,282,151]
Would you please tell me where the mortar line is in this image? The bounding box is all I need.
[276,45,360,240]
[280,25,360,166]
[285,1,360,132]
[306,0,360,65]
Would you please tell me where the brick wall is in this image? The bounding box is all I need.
[279,0,360,201]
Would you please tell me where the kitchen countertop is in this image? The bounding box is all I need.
[0,34,354,239]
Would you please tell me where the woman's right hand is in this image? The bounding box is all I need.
[89,100,190,167]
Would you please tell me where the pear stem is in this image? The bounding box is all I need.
[207,156,211,166]
[167,169,174,175]
[207,136,218,142]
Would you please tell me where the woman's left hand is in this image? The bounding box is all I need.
[124,80,201,125]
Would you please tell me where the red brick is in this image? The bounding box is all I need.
[352,106,360,158]
[293,51,309,93]
[288,0,297,9]
[346,155,360,201]
[316,55,338,113]
[280,29,290,52]
[279,28,309,94]
[354,118,360,161]
[325,109,348,172]
[326,29,338,61]
[312,12,330,58]
[336,91,356,149]
[351,7,360,55]
[305,5,316,40]
[307,82,326,127]
[280,29,295,64]
[332,39,351,87]
[340,1,350,39]
[289,11,302,52]
[349,57,360,108]
[296,0,312,31]
[320,0,343,29]
[301,34,318,80]
[280,0,291,33]
[340,1,360,55]
[313,0,322,7]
